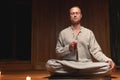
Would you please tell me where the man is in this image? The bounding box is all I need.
[46,6,115,76]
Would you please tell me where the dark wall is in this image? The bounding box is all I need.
[0,0,32,60]
[109,0,120,66]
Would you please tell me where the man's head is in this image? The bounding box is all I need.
[69,6,82,25]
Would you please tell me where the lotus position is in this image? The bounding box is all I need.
[46,6,115,77]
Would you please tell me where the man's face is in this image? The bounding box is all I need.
[70,7,82,24]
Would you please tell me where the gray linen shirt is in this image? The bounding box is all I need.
[56,26,111,62]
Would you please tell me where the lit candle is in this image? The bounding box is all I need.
[0,71,1,77]
[26,76,31,80]
[0,71,1,80]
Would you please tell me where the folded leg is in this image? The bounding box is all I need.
[46,59,111,76]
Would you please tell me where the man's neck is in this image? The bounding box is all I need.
[72,23,81,30]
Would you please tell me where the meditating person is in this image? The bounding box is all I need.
[46,6,115,77]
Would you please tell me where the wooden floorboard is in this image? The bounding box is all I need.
[0,70,120,80]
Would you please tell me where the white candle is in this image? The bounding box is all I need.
[0,71,1,80]
[0,71,1,77]
[26,76,31,80]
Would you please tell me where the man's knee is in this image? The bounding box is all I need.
[46,59,62,73]
[46,59,55,72]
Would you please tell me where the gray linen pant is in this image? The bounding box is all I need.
[46,59,111,76]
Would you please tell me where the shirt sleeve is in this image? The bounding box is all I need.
[89,31,112,62]
[56,32,71,58]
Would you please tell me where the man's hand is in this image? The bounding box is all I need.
[108,60,116,73]
[69,42,77,52]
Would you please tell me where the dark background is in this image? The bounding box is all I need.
[0,0,120,70]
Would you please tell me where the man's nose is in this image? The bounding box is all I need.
[74,15,77,17]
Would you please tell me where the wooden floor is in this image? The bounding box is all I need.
[0,70,120,80]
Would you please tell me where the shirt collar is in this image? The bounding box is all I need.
[70,25,83,32]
